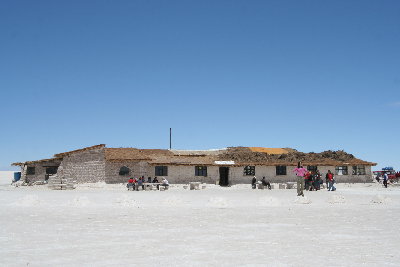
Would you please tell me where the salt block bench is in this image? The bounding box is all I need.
[143,183,166,191]
[159,184,169,191]
[189,182,201,190]
[286,182,296,189]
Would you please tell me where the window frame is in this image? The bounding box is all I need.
[26,166,35,175]
[195,166,207,176]
[243,166,255,176]
[119,166,131,176]
[276,165,287,176]
[335,166,348,175]
[46,167,58,175]
[352,165,366,175]
[307,166,318,172]
[155,166,168,176]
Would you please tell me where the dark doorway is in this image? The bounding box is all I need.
[219,167,229,186]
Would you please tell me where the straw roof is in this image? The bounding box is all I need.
[12,145,377,167]
[54,144,106,158]
[105,148,172,162]
[104,146,376,166]
[12,144,106,166]
[249,147,289,154]
[12,158,62,166]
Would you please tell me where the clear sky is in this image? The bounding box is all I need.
[1,0,399,171]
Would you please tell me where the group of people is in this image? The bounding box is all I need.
[251,176,272,190]
[127,176,169,191]
[303,170,324,191]
[294,163,336,197]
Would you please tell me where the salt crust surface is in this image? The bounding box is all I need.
[1,182,399,266]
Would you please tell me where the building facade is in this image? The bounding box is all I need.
[13,145,376,185]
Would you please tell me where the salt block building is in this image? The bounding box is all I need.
[12,144,376,185]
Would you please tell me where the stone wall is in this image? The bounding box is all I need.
[60,147,106,183]
[328,165,373,183]
[22,162,60,183]
[104,161,374,184]
[23,163,47,183]
[22,157,374,184]
[224,165,373,184]
[105,161,150,183]
[157,165,219,184]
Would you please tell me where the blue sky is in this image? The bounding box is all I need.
[1,0,399,171]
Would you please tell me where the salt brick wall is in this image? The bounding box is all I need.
[158,165,219,184]
[105,161,150,183]
[105,163,218,184]
[23,163,46,183]
[61,148,106,183]
[104,162,373,185]
[21,157,373,184]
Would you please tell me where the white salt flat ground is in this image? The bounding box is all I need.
[0,181,399,266]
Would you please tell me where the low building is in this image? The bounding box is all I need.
[12,144,376,184]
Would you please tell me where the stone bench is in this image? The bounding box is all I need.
[190,182,201,190]
[286,182,296,189]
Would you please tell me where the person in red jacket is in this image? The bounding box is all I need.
[127,177,134,191]
[326,170,336,191]
[304,171,312,191]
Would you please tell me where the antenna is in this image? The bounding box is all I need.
[169,128,172,150]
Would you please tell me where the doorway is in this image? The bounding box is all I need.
[219,167,229,186]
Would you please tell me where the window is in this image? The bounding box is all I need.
[155,166,168,176]
[352,166,366,175]
[243,166,255,176]
[195,166,207,176]
[119,166,130,176]
[46,167,58,175]
[335,166,348,175]
[307,166,318,172]
[27,167,35,175]
[276,166,287,175]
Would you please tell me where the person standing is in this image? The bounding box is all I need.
[251,176,257,189]
[314,170,322,190]
[326,170,335,191]
[293,162,307,197]
[383,172,389,188]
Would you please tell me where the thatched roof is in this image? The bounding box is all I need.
[54,144,106,158]
[216,147,376,166]
[104,146,376,166]
[249,147,290,154]
[105,148,172,162]
[12,144,106,166]
[12,158,62,166]
[12,145,377,167]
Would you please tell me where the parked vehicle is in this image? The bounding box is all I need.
[373,167,399,182]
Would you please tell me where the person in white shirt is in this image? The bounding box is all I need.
[158,177,169,190]
[383,173,389,188]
